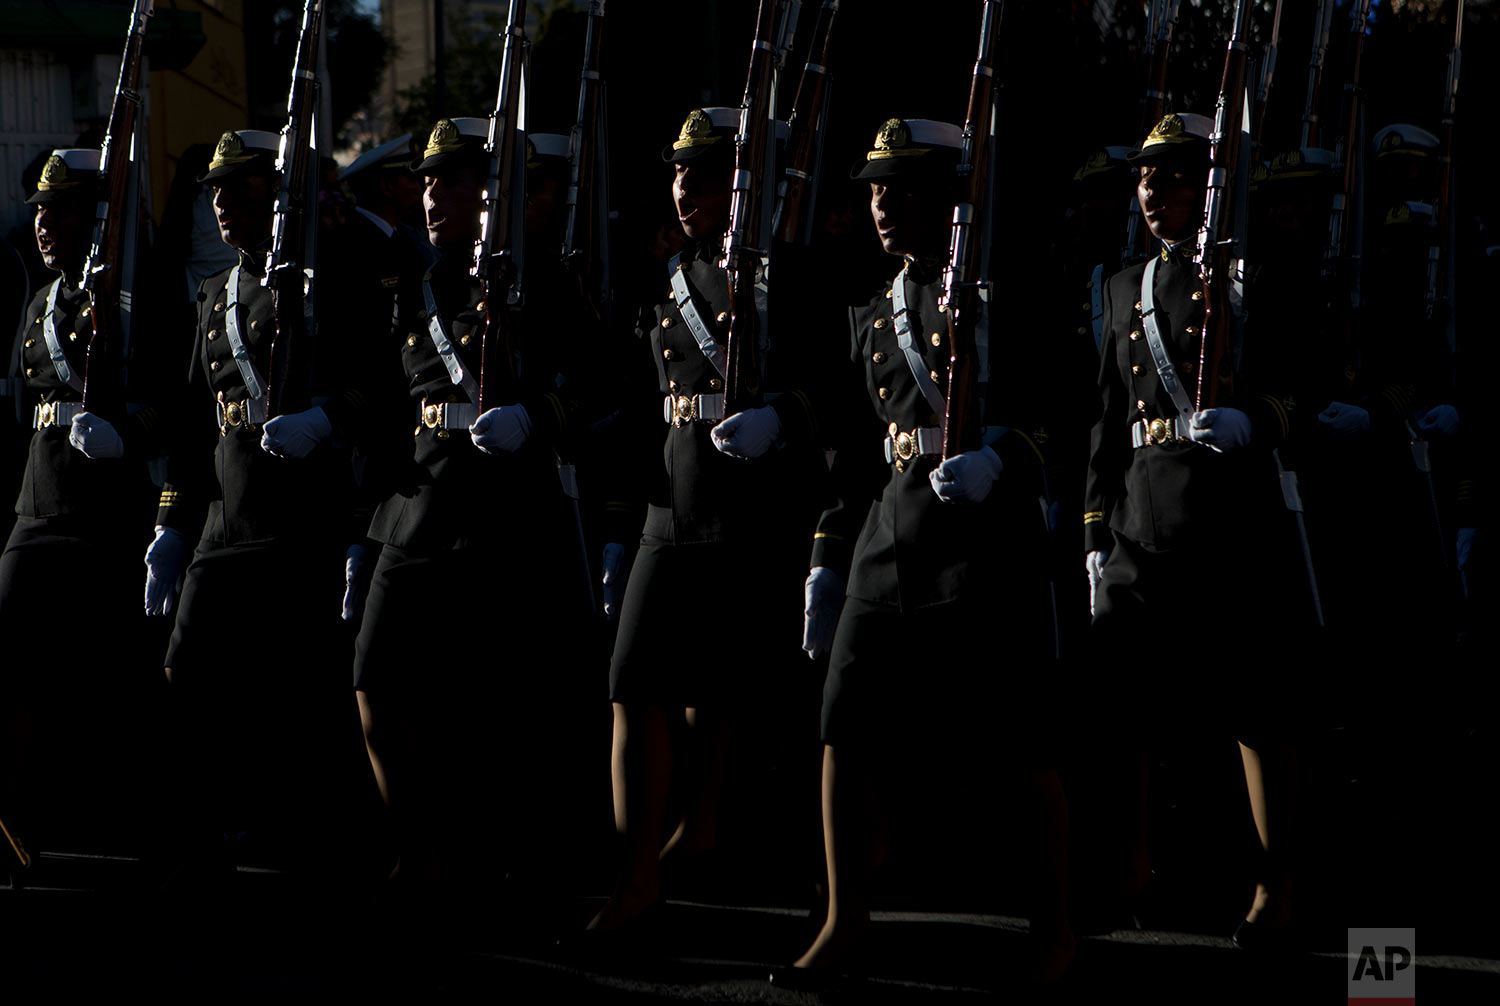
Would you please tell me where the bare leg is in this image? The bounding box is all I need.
[794,744,877,970]
[1239,739,1297,927]
[357,690,391,809]
[589,701,672,930]
[660,705,731,861]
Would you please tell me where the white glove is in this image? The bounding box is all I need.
[260,406,332,459]
[601,542,632,622]
[1086,549,1110,619]
[144,525,188,616]
[1416,404,1461,439]
[929,445,1003,504]
[470,404,533,454]
[342,543,372,623]
[802,566,846,660]
[68,411,125,459]
[1317,402,1370,438]
[1189,408,1252,452]
[711,406,782,459]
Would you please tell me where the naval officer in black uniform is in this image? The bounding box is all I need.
[143,129,365,872]
[1083,112,1302,948]
[349,118,592,895]
[786,118,1071,983]
[586,107,828,938]
[1,148,161,856]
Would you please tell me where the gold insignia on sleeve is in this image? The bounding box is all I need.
[37,155,79,191]
[672,109,720,150]
[209,131,258,172]
[424,119,463,159]
[867,118,928,161]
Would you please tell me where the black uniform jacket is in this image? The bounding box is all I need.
[627,238,828,547]
[13,275,140,520]
[1083,245,1293,556]
[362,250,586,553]
[810,259,1049,611]
[155,248,357,546]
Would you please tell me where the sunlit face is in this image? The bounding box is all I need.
[33,195,92,275]
[1136,162,1205,244]
[211,172,275,249]
[424,163,484,249]
[868,179,951,259]
[672,160,732,241]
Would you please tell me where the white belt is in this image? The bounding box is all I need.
[1131,416,1191,448]
[884,425,943,467]
[33,400,82,430]
[663,392,724,427]
[420,399,479,431]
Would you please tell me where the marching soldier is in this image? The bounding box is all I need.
[585,106,829,939]
[0,148,161,861]
[138,129,365,875]
[348,118,595,897]
[787,118,1071,984]
[1083,112,1304,949]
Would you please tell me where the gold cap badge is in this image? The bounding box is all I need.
[425,119,464,159]
[672,109,720,151]
[37,155,76,192]
[868,118,929,161]
[209,131,260,172]
[1142,114,1188,149]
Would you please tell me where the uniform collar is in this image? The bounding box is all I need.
[1158,238,1196,268]
[902,254,945,285]
[355,205,397,239]
[236,240,271,278]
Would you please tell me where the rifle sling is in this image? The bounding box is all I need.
[1140,256,1196,429]
[224,265,268,402]
[422,275,480,403]
[668,253,726,379]
[41,279,85,395]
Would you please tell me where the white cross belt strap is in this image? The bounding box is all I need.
[224,265,268,401]
[1139,256,1197,435]
[422,276,481,403]
[40,280,85,394]
[1089,262,1106,354]
[668,254,727,378]
[891,267,948,422]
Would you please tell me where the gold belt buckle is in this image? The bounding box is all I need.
[889,421,919,472]
[1147,417,1168,444]
[672,394,696,428]
[225,400,244,428]
[422,402,441,428]
[38,401,54,427]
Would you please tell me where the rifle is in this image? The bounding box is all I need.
[263,0,324,420]
[721,0,782,417]
[474,0,528,413]
[940,0,1003,458]
[1298,0,1336,150]
[1193,0,1251,412]
[80,0,153,417]
[1251,0,1284,153]
[562,0,611,325]
[1324,0,1372,309]
[1122,0,1180,266]
[772,0,839,247]
[1427,0,1462,361]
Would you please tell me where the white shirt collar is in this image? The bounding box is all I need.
[355,205,396,239]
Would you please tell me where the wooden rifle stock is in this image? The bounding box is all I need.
[1252,0,1284,153]
[721,0,781,417]
[772,0,839,246]
[475,0,528,413]
[264,0,324,420]
[81,0,153,418]
[1194,0,1251,412]
[1299,0,1335,150]
[940,0,1003,458]
[562,0,610,322]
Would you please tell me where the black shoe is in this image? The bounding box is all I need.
[1232,916,1295,954]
